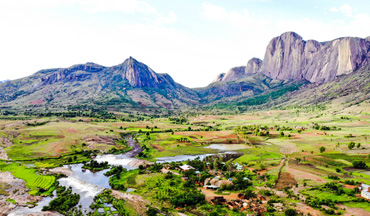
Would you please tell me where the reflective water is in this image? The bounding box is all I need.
[8,192,56,216]
[9,136,141,215]
[156,154,215,163]
[204,144,250,151]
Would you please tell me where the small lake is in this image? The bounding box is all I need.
[204,144,250,151]
[156,154,215,163]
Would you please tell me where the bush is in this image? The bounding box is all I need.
[285,208,297,216]
[352,160,367,169]
[348,142,356,150]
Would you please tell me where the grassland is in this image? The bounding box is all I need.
[1,103,370,215]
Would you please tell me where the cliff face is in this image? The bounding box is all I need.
[303,37,370,83]
[259,32,309,80]
[259,32,370,83]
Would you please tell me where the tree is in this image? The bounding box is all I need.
[357,143,361,148]
[285,208,297,216]
[348,142,356,150]
[352,160,367,169]
[319,146,325,153]
[280,131,285,137]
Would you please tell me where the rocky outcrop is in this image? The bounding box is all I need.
[245,58,262,74]
[213,73,225,82]
[259,32,370,83]
[113,57,176,88]
[212,58,262,83]
[222,66,247,82]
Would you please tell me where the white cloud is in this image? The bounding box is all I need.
[329,7,339,12]
[330,4,353,17]
[154,11,177,26]
[202,2,251,27]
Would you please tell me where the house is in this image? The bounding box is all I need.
[235,163,243,171]
[179,164,194,171]
[205,185,220,190]
[181,175,189,181]
[359,184,370,199]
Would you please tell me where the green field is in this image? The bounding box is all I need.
[0,161,55,194]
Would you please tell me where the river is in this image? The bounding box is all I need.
[9,139,247,215]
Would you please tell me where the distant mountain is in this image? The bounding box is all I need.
[2,32,370,113]
[0,80,9,83]
[0,57,198,111]
[213,32,370,85]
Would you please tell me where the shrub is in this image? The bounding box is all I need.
[285,208,297,216]
[352,160,367,169]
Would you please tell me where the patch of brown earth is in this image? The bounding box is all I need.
[48,167,74,176]
[111,190,149,215]
[83,136,118,148]
[275,172,297,190]
[296,202,322,216]
[199,187,239,202]
[67,128,78,133]
[338,204,370,216]
[287,160,327,183]
[127,159,153,168]
[150,144,164,152]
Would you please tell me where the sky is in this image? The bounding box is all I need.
[0,0,370,88]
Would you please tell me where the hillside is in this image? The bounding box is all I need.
[0,57,198,112]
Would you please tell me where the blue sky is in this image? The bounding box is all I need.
[0,0,369,87]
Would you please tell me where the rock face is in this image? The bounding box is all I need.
[304,37,370,83]
[112,57,176,88]
[259,32,309,80]
[245,58,262,74]
[213,57,263,83]
[213,73,225,82]
[259,32,370,83]
[222,66,247,82]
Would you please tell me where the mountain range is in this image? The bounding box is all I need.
[1,32,370,112]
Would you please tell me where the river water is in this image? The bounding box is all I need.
[9,139,247,215]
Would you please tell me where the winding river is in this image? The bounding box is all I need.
[9,139,246,215]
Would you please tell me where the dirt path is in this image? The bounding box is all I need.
[338,204,370,216]
[295,202,322,216]
[199,187,239,202]
[160,168,180,175]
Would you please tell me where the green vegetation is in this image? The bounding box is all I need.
[42,185,81,215]
[82,160,110,171]
[0,161,55,195]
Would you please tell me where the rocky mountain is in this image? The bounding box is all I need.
[2,32,370,113]
[259,32,370,83]
[213,32,370,85]
[0,57,198,111]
